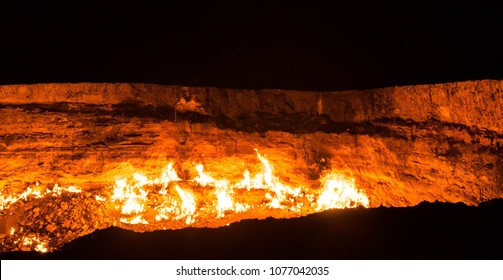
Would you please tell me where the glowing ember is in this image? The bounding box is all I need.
[17,236,49,253]
[120,216,149,225]
[35,242,49,253]
[95,195,107,202]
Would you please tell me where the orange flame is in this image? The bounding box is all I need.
[1,149,370,253]
[105,150,369,225]
[0,183,81,211]
[317,173,370,210]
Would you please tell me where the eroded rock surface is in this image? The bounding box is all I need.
[0,80,502,252]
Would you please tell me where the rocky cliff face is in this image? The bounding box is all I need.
[0,80,502,252]
[1,81,502,204]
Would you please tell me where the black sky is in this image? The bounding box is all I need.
[1,1,502,91]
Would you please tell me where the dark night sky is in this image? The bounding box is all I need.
[0,1,502,91]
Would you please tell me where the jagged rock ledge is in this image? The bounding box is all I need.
[0,80,502,133]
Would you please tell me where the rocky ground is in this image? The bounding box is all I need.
[0,179,347,253]
[1,199,502,259]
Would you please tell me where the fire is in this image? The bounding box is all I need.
[0,183,81,211]
[174,186,197,224]
[120,216,149,225]
[193,163,247,218]
[1,150,369,225]
[1,149,370,252]
[13,235,49,253]
[111,177,149,215]
[316,173,370,210]
[107,150,369,225]
[35,242,49,253]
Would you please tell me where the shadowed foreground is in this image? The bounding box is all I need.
[1,200,502,260]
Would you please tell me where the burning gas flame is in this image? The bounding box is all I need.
[316,173,370,210]
[11,235,49,253]
[105,150,369,225]
[1,149,370,253]
[1,150,369,224]
[0,183,81,211]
